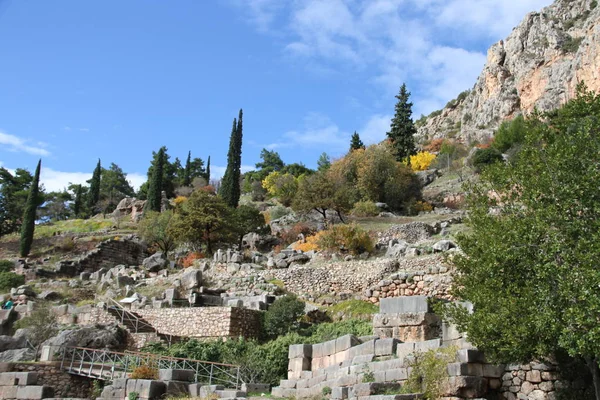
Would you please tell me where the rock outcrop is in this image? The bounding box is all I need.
[417,0,600,143]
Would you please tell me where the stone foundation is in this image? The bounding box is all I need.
[10,362,93,398]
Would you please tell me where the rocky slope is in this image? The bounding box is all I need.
[417,0,600,143]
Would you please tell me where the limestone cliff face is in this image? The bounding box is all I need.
[417,0,600,143]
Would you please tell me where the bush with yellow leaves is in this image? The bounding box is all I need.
[410,151,437,171]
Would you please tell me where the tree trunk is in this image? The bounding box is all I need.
[336,210,345,224]
[586,356,600,400]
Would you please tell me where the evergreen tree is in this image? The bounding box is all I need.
[73,184,83,218]
[205,156,211,183]
[20,160,41,257]
[317,152,331,172]
[87,159,102,212]
[350,131,365,151]
[220,118,238,207]
[183,151,192,187]
[146,147,165,212]
[0,168,36,236]
[387,84,417,162]
[220,109,244,208]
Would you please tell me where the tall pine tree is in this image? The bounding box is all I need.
[20,160,41,257]
[220,109,243,208]
[350,131,365,151]
[146,147,165,212]
[183,151,192,187]
[87,159,102,212]
[73,184,83,218]
[387,84,417,162]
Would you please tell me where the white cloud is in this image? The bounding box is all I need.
[127,173,146,191]
[210,165,254,180]
[40,168,91,192]
[233,0,552,115]
[0,131,50,156]
[267,112,350,152]
[230,0,285,32]
[359,114,391,145]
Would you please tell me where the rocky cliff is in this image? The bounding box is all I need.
[417,0,600,143]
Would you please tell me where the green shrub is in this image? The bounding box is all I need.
[562,35,583,53]
[263,295,306,338]
[493,115,527,153]
[0,260,14,273]
[269,205,291,221]
[472,148,503,172]
[307,318,372,342]
[317,224,374,255]
[326,300,378,320]
[351,201,380,217]
[402,346,457,399]
[0,272,25,292]
[322,386,332,395]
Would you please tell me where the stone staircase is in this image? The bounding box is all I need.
[271,296,502,400]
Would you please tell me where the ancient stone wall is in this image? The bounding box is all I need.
[363,268,454,303]
[12,362,93,398]
[135,307,262,339]
[55,238,149,276]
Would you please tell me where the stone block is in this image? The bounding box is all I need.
[334,350,350,364]
[396,342,415,362]
[527,370,542,383]
[112,379,128,389]
[301,371,313,380]
[349,340,376,359]
[352,355,374,365]
[385,368,408,382]
[379,296,430,314]
[332,386,349,400]
[198,385,225,398]
[165,381,188,396]
[215,389,246,398]
[288,357,311,373]
[126,379,166,399]
[0,385,17,399]
[336,374,359,387]
[280,379,296,389]
[14,373,37,386]
[374,371,386,382]
[375,338,399,356]
[271,387,296,398]
[297,379,308,389]
[16,385,53,400]
[323,339,337,356]
[413,339,441,353]
[308,374,326,388]
[158,369,195,382]
[0,373,16,386]
[456,349,485,363]
[447,362,483,377]
[289,344,313,359]
[444,376,487,398]
[336,335,360,353]
[482,364,505,378]
[188,383,202,396]
[242,383,270,393]
[312,343,323,358]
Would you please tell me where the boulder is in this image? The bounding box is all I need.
[143,252,168,272]
[385,240,409,258]
[12,286,36,298]
[415,169,438,186]
[180,269,202,290]
[0,335,27,351]
[288,254,310,264]
[0,348,35,362]
[42,324,127,351]
[432,240,457,252]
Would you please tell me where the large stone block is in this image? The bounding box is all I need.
[380,296,430,314]
[443,376,487,398]
[375,338,400,356]
[289,344,312,359]
[414,339,441,353]
[271,387,296,398]
[0,373,16,386]
[349,340,376,359]
[323,339,337,356]
[456,349,485,363]
[385,368,408,382]
[288,357,311,373]
[332,386,349,400]
[336,335,360,353]
[280,379,297,389]
[165,381,188,396]
[126,379,166,400]
[198,384,225,398]
[352,354,374,365]
[312,343,323,358]
[0,385,17,399]
[16,385,53,400]
[447,362,483,377]
[188,383,202,396]
[158,369,195,382]
[396,342,415,362]
[242,383,270,393]
[482,364,505,378]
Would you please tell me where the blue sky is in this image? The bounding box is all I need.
[0,0,552,192]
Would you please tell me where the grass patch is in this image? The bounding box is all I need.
[267,279,285,289]
[34,219,116,238]
[325,300,378,320]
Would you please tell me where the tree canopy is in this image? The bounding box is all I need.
[386,83,417,162]
[443,83,600,399]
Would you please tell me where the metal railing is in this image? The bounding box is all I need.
[60,346,243,389]
[106,298,156,334]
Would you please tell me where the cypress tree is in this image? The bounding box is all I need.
[350,131,365,151]
[73,185,83,218]
[205,156,211,184]
[220,118,238,207]
[387,83,417,162]
[146,148,165,212]
[87,159,102,212]
[20,159,41,257]
[184,151,192,187]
